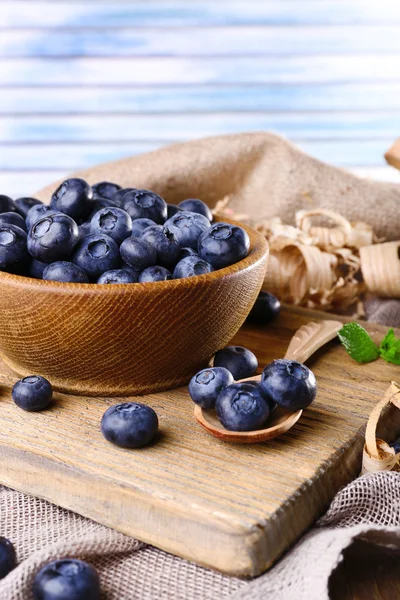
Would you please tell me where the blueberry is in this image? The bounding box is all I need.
[87,198,117,219]
[0,195,16,214]
[72,234,120,280]
[130,218,156,238]
[167,203,183,219]
[33,558,100,600]
[0,211,27,232]
[101,402,158,448]
[15,197,42,218]
[173,255,213,279]
[50,178,92,221]
[214,346,258,380]
[246,291,281,325]
[27,213,79,263]
[110,187,136,208]
[0,537,16,579]
[26,205,57,230]
[97,268,138,284]
[91,181,121,201]
[198,222,250,269]
[90,207,132,245]
[28,259,48,279]
[43,261,89,283]
[178,198,213,221]
[189,367,234,409]
[164,211,210,249]
[141,226,180,267]
[120,263,141,279]
[78,221,91,240]
[122,189,167,224]
[179,246,199,260]
[12,375,53,412]
[138,265,172,283]
[119,236,157,271]
[0,224,28,271]
[215,382,270,431]
[260,359,317,411]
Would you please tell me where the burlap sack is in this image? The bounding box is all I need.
[1,133,400,599]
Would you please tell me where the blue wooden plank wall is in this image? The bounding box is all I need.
[1,0,400,197]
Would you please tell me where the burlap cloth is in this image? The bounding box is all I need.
[2,133,400,599]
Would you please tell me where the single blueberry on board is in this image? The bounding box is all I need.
[32,558,101,600]
[120,236,157,271]
[72,233,120,280]
[50,178,93,221]
[0,224,28,272]
[0,195,16,214]
[0,537,16,580]
[138,265,172,283]
[189,367,234,409]
[12,375,53,412]
[164,211,210,249]
[215,382,270,431]
[101,402,158,448]
[173,255,213,279]
[91,181,121,200]
[90,207,132,245]
[26,205,57,230]
[28,258,48,279]
[122,189,167,224]
[0,211,27,232]
[15,197,42,218]
[141,225,180,267]
[246,291,281,326]
[261,359,317,411]
[178,198,213,221]
[43,261,89,283]
[27,213,79,263]
[198,222,250,269]
[213,346,258,380]
[97,268,139,284]
[130,218,156,238]
[167,203,183,219]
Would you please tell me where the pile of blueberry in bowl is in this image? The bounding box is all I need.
[0,179,251,283]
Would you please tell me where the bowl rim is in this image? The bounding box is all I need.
[0,216,268,294]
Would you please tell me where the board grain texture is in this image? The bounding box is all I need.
[0,306,399,578]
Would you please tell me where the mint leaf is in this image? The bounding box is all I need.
[338,323,379,363]
[379,328,400,365]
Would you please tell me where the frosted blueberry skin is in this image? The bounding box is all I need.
[27,213,79,263]
[33,558,101,600]
[28,258,48,279]
[0,224,29,271]
[112,187,137,208]
[0,195,16,214]
[138,265,172,283]
[101,402,158,448]
[261,359,317,411]
[15,197,42,218]
[77,221,91,240]
[0,537,16,580]
[141,225,180,267]
[164,211,210,250]
[43,262,89,284]
[122,189,167,224]
[246,291,281,326]
[12,375,53,412]
[173,255,213,279]
[90,207,132,245]
[130,218,156,238]
[0,211,27,232]
[214,346,258,380]
[189,367,234,409]
[50,178,93,221]
[178,247,198,260]
[26,205,58,230]
[91,181,121,201]
[120,236,157,271]
[97,268,139,284]
[198,222,250,269]
[72,233,120,280]
[178,198,213,221]
[215,382,270,431]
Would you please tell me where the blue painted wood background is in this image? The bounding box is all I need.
[1,0,400,197]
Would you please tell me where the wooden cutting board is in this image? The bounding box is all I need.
[0,306,399,578]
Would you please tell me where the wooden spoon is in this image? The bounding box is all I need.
[194,320,342,443]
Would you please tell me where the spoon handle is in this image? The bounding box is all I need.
[283,320,342,363]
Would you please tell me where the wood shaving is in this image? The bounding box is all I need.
[213,199,378,315]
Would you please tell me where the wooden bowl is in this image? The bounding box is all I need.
[0,219,268,396]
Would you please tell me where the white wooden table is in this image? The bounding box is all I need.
[1,0,400,197]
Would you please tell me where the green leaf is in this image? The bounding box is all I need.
[337,323,379,363]
[379,328,400,365]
